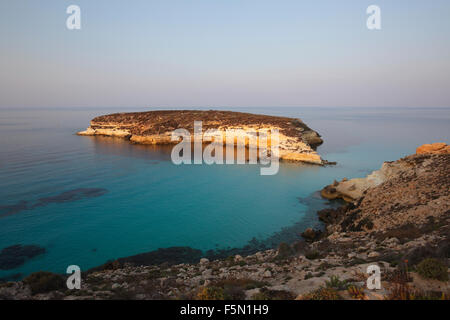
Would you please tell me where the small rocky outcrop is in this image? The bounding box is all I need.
[416,142,450,155]
[320,143,450,202]
[301,228,322,242]
[320,147,449,233]
[77,110,324,164]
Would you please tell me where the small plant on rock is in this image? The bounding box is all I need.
[416,258,448,281]
[325,275,349,290]
[251,287,295,300]
[197,286,225,300]
[276,242,293,260]
[304,250,320,260]
[385,282,414,300]
[348,286,366,300]
[301,287,342,300]
[23,271,65,295]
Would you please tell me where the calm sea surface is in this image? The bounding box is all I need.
[0,107,449,279]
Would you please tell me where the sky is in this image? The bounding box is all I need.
[1,0,449,108]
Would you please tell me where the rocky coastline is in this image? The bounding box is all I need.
[1,143,449,300]
[77,110,325,165]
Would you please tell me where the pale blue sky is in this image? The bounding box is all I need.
[1,0,449,108]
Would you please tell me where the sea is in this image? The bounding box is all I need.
[0,106,449,280]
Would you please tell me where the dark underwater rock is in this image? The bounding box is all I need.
[117,247,203,267]
[0,188,108,219]
[0,201,29,218]
[0,245,46,270]
[32,188,107,208]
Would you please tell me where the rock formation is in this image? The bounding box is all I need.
[77,110,324,164]
[321,151,449,234]
[321,143,450,202]
[416,142,450,155]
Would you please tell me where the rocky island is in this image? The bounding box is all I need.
[1,143,448,300]
[77,110,325,164]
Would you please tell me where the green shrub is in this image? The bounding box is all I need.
[197,286,224,300]
[304,272,313,280]
[317,261,333,271]
[300,287,342,300]
[305,250,320,260]
[23,271,65,294]
[348,286,366,300]
[223,285,245,300]
[315,271,326,277]
[292,241,306,254]
[325,275,349,290]
[213,279,268,300]
[277,242,293,259]
[417,258,448,281]
[251,288,295,300]
[251,291,270,300]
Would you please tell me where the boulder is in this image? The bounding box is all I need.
[301,228,322,242]
[416,143,450,155]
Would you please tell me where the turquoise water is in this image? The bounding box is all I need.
[0,107,449,279]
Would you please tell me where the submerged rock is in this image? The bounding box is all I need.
[32,188,108,207]
[0,188,108,219]
[0,245,46,270]
[116,247,203,267]
[0,201,29,218]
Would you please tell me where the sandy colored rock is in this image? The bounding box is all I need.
[416,142,450,155]
[321,150,450,233]
[77,110,324,164]
[321,144,450,202]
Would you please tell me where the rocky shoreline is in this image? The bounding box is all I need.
[1,144,449,300]
[77,110,325,164]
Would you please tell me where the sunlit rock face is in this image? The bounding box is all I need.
[320,147,450,232]
[416,142,450,155]
[321,144,450,203]
[77,110,324,165]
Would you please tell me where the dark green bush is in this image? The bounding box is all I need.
[277,242,293,259]
[300,287,342,300]
[213,278,268,300]
[23,271,65,294]
[417,258,448,281]
[251,288,295,300]
[304,272,313,280]
[325,275,349,290]
[292,241,306,254]
[197,286,224,300]
[305,250,321,260]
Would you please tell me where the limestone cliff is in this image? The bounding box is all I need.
[321,143,450,202]
[77,110,324,164]
[320,143,450,232]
